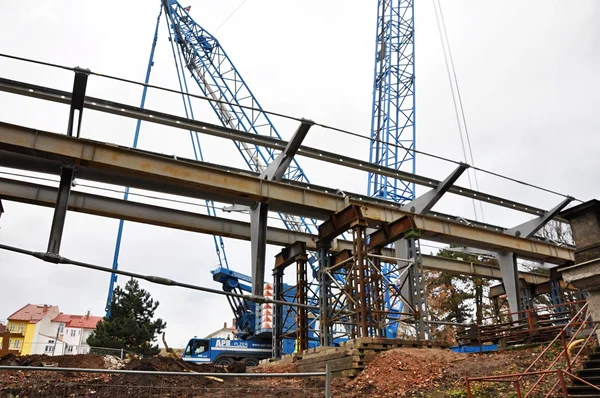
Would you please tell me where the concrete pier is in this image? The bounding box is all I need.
[560,200,600,340]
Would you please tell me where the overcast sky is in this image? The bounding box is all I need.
[0,0,599,348]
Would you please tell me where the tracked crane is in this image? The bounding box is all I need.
[105,0,320,330]
[107,0,416,343]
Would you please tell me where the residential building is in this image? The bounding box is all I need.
[51,312,102,354]
[5,304,102,356]
[0,322,5,347]
[6,304,60,355]
[205,319,237,340]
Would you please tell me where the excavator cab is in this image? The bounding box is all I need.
[182,338,210,362]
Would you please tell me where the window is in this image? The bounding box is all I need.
[48,339,55,344]
[45,345,53,353]
[17,324,23,333]
[58,324,64,334]
[184,339,209,357]
[9,324,14,332]
[13,340,19,349]
[70,329,76,337]
[66,346,74,353]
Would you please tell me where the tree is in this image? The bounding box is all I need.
[536,220,573,245]
[425,247,496,341]
[87,278,166,356]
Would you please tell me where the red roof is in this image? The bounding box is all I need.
[52,313,102,329]
[7,304,58,323]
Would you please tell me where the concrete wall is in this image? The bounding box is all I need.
[562,201,600,263]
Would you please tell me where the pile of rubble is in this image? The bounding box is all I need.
[343,348,462,397]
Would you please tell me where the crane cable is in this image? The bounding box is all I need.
[214,0,250,34]
[432,0,485,222]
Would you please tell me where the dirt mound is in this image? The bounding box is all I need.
[0,353,106,369]
[344,348,463,397]
[0,354,18,366]
[252,363,299,373]
[125,356,230,373]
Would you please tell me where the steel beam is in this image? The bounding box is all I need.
[419,253,548,284]
[0,123,573,263]
[505,197,573,238]
[274,241,308,270]
[0,177,553,283]
[250,202,269,296]
[368,216,417,249]
[402,163,469,214]
[46,166,74,256]
[318,205,364,243]
[0,77,558,219]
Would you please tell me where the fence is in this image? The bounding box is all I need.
[0,365,332,397]
[1,340,132,357]
[465,302,599,397]
[456,300,587,348]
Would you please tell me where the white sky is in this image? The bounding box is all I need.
[0,0,598,348]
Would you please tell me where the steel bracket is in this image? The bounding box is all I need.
[261,119,313,182]
[67,67,90,138]
[505,197,573,238]
[402,163,469,214]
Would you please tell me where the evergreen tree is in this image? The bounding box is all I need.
[87,278,166,356]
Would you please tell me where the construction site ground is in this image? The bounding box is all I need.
[0,343,589,397]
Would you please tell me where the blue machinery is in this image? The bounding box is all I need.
[106,0,417,346]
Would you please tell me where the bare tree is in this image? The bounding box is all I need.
[536,220,574,246]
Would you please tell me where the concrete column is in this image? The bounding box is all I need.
[587,295,600,342]
[560,199,600,341]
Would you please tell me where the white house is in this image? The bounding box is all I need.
[205,319,237,340]
[50,312,102,355]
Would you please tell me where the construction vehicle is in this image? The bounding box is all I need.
[211,267,318,355]
[182,337,271,366]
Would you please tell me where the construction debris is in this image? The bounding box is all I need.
[103,355,125,370]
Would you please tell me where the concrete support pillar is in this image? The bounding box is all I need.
[497,252,522,316]
[586,294,600,342]
[560,199,600,341]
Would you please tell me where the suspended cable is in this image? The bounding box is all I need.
[0,242,319,310]
[0,52,581,203]
[164,13,231,269]
[214,0,250,34]
[432,0,481,221]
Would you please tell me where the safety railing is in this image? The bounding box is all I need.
[0,365,332,397]
[465,302,599,397]
[457,300,586,348]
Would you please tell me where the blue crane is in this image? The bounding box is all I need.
[368,0,416,337]
[107,0,416,342]
[105,0,320,314]
[368,0,416,202]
